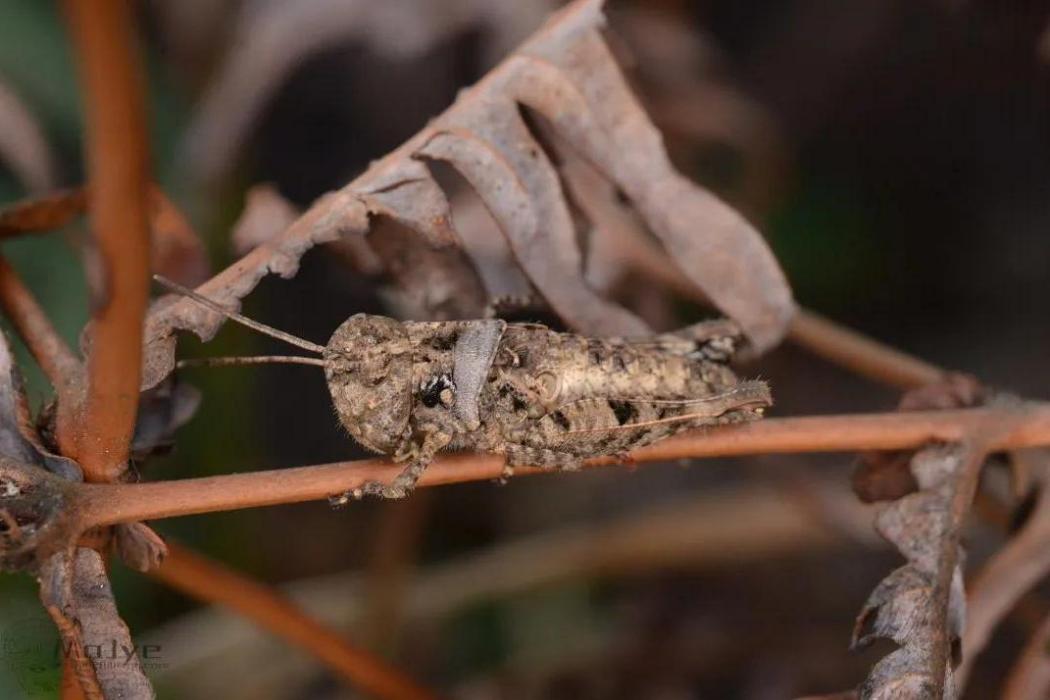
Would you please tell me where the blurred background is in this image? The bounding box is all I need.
[0,0,1049,697]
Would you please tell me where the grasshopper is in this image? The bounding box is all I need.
[155,276,772,499]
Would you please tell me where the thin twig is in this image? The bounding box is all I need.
[788,308,946,390]
[0,255,81,388]
[929,438,995,695]
[958,450,1050,689]
[71,404,1050,528]
[151,542,436,700]
[64,0,151,482]
[0,188,86,239]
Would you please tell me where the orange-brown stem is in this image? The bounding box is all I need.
[75,405,1050,528]
[788,309,946,390]
[151,543,437,700]
[0,256,81,389]
[63,0,151,482]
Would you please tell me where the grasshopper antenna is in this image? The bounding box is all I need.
[177,356,326,369]
[153,275,326,355]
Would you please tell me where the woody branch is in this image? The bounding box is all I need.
[62,402,1050,529]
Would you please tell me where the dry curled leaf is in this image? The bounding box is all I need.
[447,191,534,302]
[367,216,488,320]
[39,548,155,699]
[0,329,81,572]
[0,456,76,572]
[231,184,301,257]
[148,188,211,286]
[143,0,793,389]
[115,522,168,573]
[553,137,702,302]
[851,444,981,700]
[0,329,81,480]
[130,378,201,463]
[854,374,985,503]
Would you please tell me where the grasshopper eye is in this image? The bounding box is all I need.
[421,374,455,408]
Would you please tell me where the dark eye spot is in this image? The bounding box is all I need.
[511,394,528,412]
[609,400,635,426]
[421,374,454,408]
[551,411,571,430]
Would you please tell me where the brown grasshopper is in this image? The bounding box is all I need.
[155,276,772,499]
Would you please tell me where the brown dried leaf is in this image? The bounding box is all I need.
[231,184,300,257]
[852,452,919,504]
[0,329,81,572]
[0,457,76,572]
[148,188,210,286]
[0,329,80,479]
[115,522,168,573]
[851,444,978,700]
[555,142,701,301]
[39,548,155,699]
[367,216,488,320]
[896,374,984,412]
[130,378,201,463]
[446,192,533,301]
[862,649,955,700]
[511,3,793,348]
[855,374,985,503]
[38,551,104,699]
[143,0,793,388]
[0,79,56,193]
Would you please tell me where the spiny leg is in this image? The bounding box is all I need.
[357,430,452,500]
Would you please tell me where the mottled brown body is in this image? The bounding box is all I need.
[324,315,770,498]
[155,275,769,501]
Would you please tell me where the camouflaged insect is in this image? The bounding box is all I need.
[156,277,772,500]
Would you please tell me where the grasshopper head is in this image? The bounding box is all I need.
[323,314,413,455]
